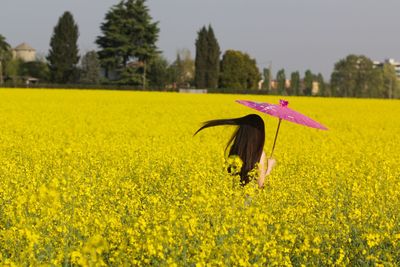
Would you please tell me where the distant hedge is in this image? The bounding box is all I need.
[0,83,278,95]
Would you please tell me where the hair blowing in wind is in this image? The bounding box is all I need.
[194,114,265,185]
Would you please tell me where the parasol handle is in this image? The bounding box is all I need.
[270,118,282,158]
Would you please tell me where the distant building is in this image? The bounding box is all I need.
[268,79,291,90]
[12,43,36,62]
[258,79,263,89]
[373,58,400,79]
[311,81,319,95]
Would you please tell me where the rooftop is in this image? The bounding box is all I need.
[13,42,35,51]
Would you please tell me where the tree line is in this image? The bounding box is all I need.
[0,0,399,98]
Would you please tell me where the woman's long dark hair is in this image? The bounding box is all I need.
[194,114,265,185]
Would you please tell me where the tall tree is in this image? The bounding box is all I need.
[169,49,195,88]
[5,59,23,84]
[381,63,399,99]
[80,51,101,84]
[355,56,379,97]
[290,71,301,96]
[206,25,220,89]
[20,60,50,82]
[220,50,243,89]
[244,55,261,89]
[47,11,80,84]
[276,69,286,95]
[147,54,169,88]
[331,55,381,97]
[96,0,159,87]
[331,56,356,97]
[194,26,208,88]
[262,67,271,92]
[394,78,400,99]
[0,34,11,85]
[194,25,220,89]
[303,70,314,96]
[316,73,326,96]
[219,50,260,90]
[96,2,124,80]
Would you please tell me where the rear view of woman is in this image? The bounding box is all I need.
[194,114,276,188]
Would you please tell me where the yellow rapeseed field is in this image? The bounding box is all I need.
[0,88,400,266]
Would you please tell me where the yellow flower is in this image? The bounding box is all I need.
[1,89,399,265]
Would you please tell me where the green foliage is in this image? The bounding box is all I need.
[168,49,194,88]
[330,55,382,98]
[19,61,50,82]
[0,34,12,84]
[219,50,260,90]
[276,69,286,95]
[96,0,159,87]
[119,66,143,85]
[290,71,301,96]
[95,2,124,77]
[263,68,271,91]
[316,73,326,96]
[79,51,101,84]
[206,26,220,89]
[3,55,49,84]
[195,27,207,88]
[380,63,399,99]
[219,50,243,89]
[303,70,314,96]
[172,53,184,86]
[147,54,169,88]
[194,25,220,89]
[5,59,23,84]
[47,11,80,84]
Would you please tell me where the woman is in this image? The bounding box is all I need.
[194,114,276,188]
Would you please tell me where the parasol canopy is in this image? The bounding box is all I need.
[236,99,328,157]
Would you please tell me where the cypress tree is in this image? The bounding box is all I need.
[316,73,326,96]
[304,70,314,96]
[147,54,169,88]
[47,11,80,84]
[80,51,101,84]
[206,25,220,89]
[290,71,301,96]
[276,69,286,95]
[194,25,220,89]
[263,68,271,91]
[194,27,207,88]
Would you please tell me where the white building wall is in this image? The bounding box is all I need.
[14,50,36,62]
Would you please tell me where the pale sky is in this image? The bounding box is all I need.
[1,0,399,78]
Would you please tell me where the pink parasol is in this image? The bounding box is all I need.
[236,99,328,157]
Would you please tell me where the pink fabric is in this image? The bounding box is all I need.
[236,99,328,130]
